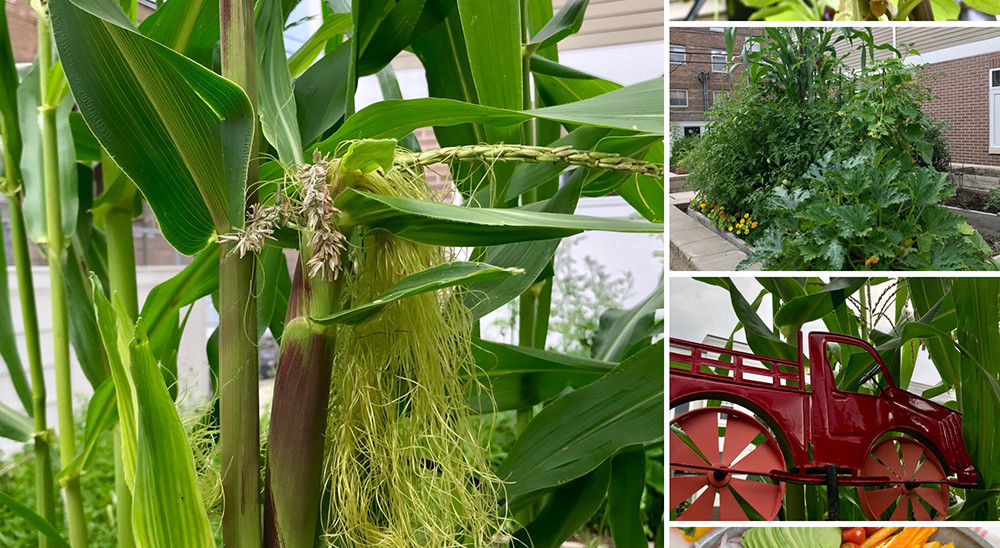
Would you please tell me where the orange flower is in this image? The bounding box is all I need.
[865,255,879,268]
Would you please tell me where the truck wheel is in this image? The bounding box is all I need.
[669,406,785,521]
[857,436,949,520]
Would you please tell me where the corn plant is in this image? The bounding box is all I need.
[0,0,665,547]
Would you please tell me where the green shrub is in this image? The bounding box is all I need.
[740,151,992,270]
[669,134,699,173]
[686,28,973,268]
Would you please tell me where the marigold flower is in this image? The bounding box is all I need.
[751,222,758,228]
[728,226,733,231]
[865,255,879,268]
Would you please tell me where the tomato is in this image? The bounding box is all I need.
[865,527,881,536]
[841,528,866,544]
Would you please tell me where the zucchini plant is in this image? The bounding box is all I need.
[0,0,665,546]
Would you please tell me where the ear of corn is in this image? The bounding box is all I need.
[129,318,215,548]
[93,274,215,548]
[264,265,336,548]
[92,274,138,489]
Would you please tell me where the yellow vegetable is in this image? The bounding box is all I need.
[676,527,714,542]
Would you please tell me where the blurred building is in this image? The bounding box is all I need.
[668,27,754,138]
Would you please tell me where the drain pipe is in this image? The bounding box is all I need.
[699,71,711,113]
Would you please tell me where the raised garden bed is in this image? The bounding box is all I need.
[943,187,1000,255]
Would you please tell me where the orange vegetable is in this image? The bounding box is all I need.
[860,527,900,548]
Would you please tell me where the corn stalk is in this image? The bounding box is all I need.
[34,1,88,544]
[96,154,138,548]
[219,0,261,544]
[2,139,57,548]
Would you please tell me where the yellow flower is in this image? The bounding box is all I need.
[744,213,750,218]
[751,222,758,228]
[837,111,844,116]
[728,226,733,231]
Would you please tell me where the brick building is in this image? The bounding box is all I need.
[834,28,1000,168]
[916,46,1000,168]
[668,27,754,137]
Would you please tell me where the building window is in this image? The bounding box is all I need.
[670,45,686,65]
[684,126,702,137]
[670,89,689,109]
[713,90,723,105]
[711,50,727,73]
[991,68,1000,152]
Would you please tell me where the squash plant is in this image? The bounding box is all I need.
[0,0,665,547]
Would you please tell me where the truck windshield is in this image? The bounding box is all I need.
[825,341,885,396]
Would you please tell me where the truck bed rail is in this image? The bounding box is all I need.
[670,336,806,392]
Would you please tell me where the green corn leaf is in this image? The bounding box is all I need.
[50,0,254,255]
[409,10,482,155]
[465,172,584,319]
[700,277,799,361]
[257,0,303,165]
[529,54,607,80]
[456,0,522,157]
[336,188,662,247]
[287,13,352,77]
[354,0,453,77]
[0,401,33,442]
[531,77,663,134]
[56,377,118,480]
[256,244,290,339]
[773,277,869,338]
[69,111,101,163]
[66,239,109,388]
[468,338,613,413]
[313,262,522,325]
[0,0,20,171]
[92,273,138,488]
[526,0,588,50]
[294,38,352,147]
[0,490,71,548]
[909,278,961,386]
[607,450,648,548]
[339,139,397,175]
[17,61,78,244]
[140,245,219,365]
[313,77,665,154]
[581,135,663,197]
[374,65,421,152]
[592,278,663,362]
[617,141,664,222]
[953,278,1000,487]
[137,0,219,67]
[511,464,611,548]
[499,341,663,500]
[130,318,215,548]
[534,70,621,111]
[0,218,31,414]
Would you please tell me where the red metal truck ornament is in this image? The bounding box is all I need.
[669,331,976,522]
